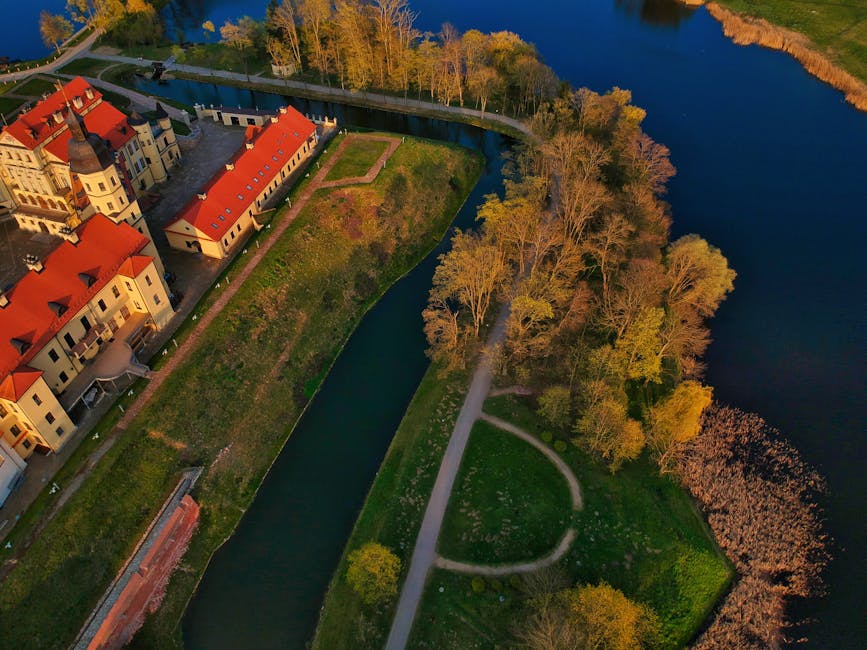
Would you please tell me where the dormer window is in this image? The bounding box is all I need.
[10,338,31,354]
[78,272,96,287]
[211,223,218,229]
[72,96,83,109]
[237,194,244,200]
[48,301,67,316]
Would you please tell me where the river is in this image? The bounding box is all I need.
[6,0,867,647]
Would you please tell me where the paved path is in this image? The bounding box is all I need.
[0,29,101,83]
[54,73,189,119]
[385,306,510,650]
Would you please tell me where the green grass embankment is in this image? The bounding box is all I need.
[0,135,482,650]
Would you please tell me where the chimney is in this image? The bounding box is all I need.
[270,116,279,124]
[0,293,8,308]
[197,192,207,200]
[245,142,254,150]
[225,163,234,171]
[23,254,43,272]
[58,226,80,244]
[279,107,287,114]
[72,96,83,109]
[84,87,94,100]
[53,110,64,124]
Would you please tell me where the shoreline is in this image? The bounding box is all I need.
[692,1,867,112]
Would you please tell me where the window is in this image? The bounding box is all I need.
[80,315,91,331]
[59,371,68,383]
[237,224,241,232]
[48,348,59,362]
[98,299,107,312]
[33,394,42,406]
[56,427,64,436]
[134,301,142,310]
[22,438,31,450]
[85,182,92,191]
[125,281,133,291]
[64,332,75,347]
[112,285,120,298]
[0,404,7,418]
[10,424,21,436]
[46,412,55,424]
[107,201,114,211]
[145,275,152,286]
[110,176,117,186]
[98,182,106,191]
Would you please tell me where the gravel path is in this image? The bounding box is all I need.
[434,529,578,576]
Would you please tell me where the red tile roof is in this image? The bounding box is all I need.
[3,77,103,150]
[0,367,42,402]
[43,101,135,164]
[164,107,315,241]
[0,215,149,379]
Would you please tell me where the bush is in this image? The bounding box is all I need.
[541,431,554,444]
[509,575,523,590]
[471,577,486,593]
[537,385,572,429]
[346,542,401,605]
[554,440,567,453]
[491,579,503,591]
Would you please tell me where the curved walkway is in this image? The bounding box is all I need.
[479,412,583,509]
[0,29,101,83]
[431,412,582,577]
[434,529,577,576]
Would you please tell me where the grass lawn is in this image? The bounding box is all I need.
[715,0,867,84]
[11,77,60,98]
[178,43,271,77]
[325,138,390,181]
[0,96,26,117]
[312,366,471,650]
[57,57,115,77]
[0,136,482,650]
[438,420,572,564]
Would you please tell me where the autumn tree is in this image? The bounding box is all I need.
[267,0,303,72]
[665,234,736,320]
[346,542,401,605]
[66,0,94,25]
[202,20,215,41]
[40,11,74,54]
[537,385,571,429]
[428,229,507,337]
[221,17,258,81]
[647,380,712,472]
[565,582,660,649]
[574,378,644,471]
[613,306,664,383]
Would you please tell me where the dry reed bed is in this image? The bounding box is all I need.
[705,2,867,112]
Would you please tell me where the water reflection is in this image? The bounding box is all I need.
[614,0,698,28]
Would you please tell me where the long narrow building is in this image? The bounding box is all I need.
[164,106,316,259]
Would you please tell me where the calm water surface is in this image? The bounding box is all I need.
[6,0,867,647]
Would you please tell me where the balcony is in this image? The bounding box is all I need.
[70,323,112,360]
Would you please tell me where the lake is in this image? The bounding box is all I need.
[5,0,867,647]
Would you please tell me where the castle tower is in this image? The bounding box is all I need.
[127,107,167,184]
[66,110,164,274]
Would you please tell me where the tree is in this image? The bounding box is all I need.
[665,234,736,320]
[565,582,660,649]
[67,0,95,25]
[537,385,571,429]
[428,229,507,336]
[574,380,644,471]
[297,0,331,79]
[91,0,126,32]
[202,20,216,41]
[346,542,401,605]
[40,11,74,54]
[614,306,664,383]
[647,380,712,472]
[221,17,257,81]
[268,0,303,72]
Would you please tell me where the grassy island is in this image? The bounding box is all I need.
[0,134,482,650]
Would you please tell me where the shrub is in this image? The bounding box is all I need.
[491,579,503,591]
[541,431,554,444]
[509,575,523,590]
[554,440,567,453]
[471,577,486,593]
[537,385,572,429]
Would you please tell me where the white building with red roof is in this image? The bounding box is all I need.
[164,106,316,259]
[0,214,174,473]
[0,76,180,236]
